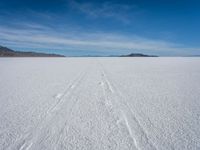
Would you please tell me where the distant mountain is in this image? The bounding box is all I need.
[120,53,158,57]
[0,46,65,57]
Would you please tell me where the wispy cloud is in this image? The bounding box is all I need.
[69,1,137,24]
[0,23,199,55]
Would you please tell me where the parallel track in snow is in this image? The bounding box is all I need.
[1,58,199,150]
[99,62,157,150]
[8,68,89,150]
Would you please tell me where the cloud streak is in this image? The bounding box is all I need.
[0,23,199,55]
[69,1,137,24]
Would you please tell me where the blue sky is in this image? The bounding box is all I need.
[0,0,199,56]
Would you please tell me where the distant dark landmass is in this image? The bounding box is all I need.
[120,53,158,57]
[76,53,158,57]
[0,45,159,57]
[0,46,65,57]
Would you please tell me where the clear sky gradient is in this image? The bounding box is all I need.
[0,0,199,56]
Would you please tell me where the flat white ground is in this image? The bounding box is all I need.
[0,58,200,150]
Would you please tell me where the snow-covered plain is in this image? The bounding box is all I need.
[0,57,200,150]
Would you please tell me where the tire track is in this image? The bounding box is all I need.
[52,73,90,149]
[46,69,87,114]
[99,63,157,150]
[8,68,89,150]
[99,68,138,149]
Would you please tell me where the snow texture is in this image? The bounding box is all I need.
[0,57,200,150]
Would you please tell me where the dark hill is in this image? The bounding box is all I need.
[120,53,158,57]
[0,46,65,57]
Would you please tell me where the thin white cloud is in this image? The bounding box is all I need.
[69,1,137,24]
[0,24,199,55]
